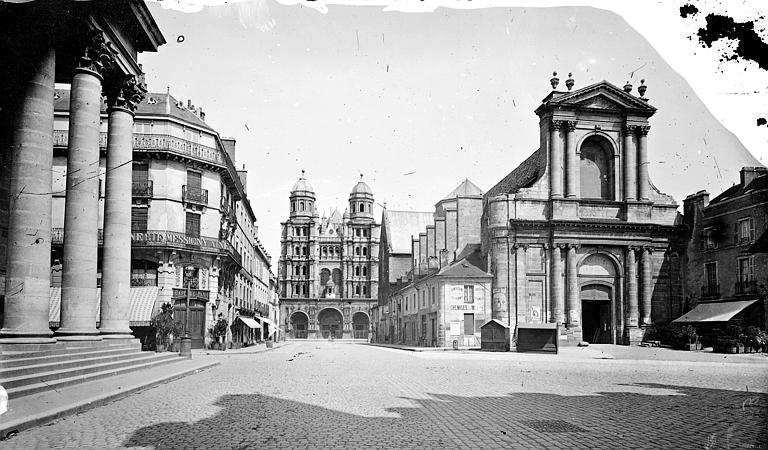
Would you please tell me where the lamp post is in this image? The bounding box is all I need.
[179,266,194,359]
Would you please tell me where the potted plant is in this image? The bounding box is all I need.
[150,303,181,352]
[212,314,229,351]
[680,325,699,351]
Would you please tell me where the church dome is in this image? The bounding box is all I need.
[292,176,314,194]
[351,180,372,196]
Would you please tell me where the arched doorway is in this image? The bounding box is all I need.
[290,312,308,339]
[578,253,619,344]
[318,308,343,339]
[352,312,369,340]
[579,136,614,200]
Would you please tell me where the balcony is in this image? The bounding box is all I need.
[172,288,210,302]
[130,276,157,287]
[131,230,242,267]
[701,284,720,298]
[132,180,153,198]
[183,185,208,206]
[735,280,757,295]
[52,228,103,245]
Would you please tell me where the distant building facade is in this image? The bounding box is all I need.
[279,174,380,340]
[482,77,684,345]
[680,167,768,329]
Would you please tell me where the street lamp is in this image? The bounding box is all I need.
[179,265,194,359]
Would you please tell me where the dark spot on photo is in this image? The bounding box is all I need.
[697,14,768,70]
[757,117,767,127]
[679,4,699,19]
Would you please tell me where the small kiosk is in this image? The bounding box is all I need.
[516,323,559,354]
[480,319,511,352]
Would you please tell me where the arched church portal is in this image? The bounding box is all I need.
[352,312,370,339]
[318,308,343,339]
[578,253,619,344]
[290,311,308,339]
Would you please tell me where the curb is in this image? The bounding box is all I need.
[0,360,220,439]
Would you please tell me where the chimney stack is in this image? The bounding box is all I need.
[740,166,768,187]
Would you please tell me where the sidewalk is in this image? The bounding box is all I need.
[0,357,219,439]
[365,343,479,352]
[191,341,288,356]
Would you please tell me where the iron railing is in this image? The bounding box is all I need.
[182,185,208,205]
[132,180,153,197]
[735,280,757,295]
[130,277,157,287]
[701,284,720,298]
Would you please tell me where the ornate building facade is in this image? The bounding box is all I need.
[279,174,380,340]
[482,76,684,345]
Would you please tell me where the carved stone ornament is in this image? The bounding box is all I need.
[105,74,147,112]
[77,29,117,75]
[564,120,577,132]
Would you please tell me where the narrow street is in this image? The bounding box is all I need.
[4,342,767,449]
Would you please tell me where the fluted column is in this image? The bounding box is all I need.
[566,245,579,327]
[550,245,564,324]
[623,125,636,201]
[549,120,563,199]
[100,75,145,338]
[0,45,56,343]
[637,125,650,201]
[640,247,653,326]
[57,31,115,340]
[564,121,578,198]
[626,247,639,327]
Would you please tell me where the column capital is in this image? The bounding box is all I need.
[551,119,563,130]
[76,30,117,76]
[642,246,654,254]
[566,243,580,250]
[564,120,577,132]
[637,125,651,136]
[105,74,147,113]
[553,243,566,250]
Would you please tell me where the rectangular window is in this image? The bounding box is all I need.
[704,262,717,288]
[421,290,425,307]
[186,212,201,237]
[703,227,718,250]
[464,313,475,335]
[131,207,148,233]
[463,285,474,303]
[735,218,755,245]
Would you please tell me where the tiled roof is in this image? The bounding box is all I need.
[437,246,491,278]
[709,171,768,205]
[382,210,434,254]
[54,89,215,132]
[485,149,544,198]
[442,179,484,200]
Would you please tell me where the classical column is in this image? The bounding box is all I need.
[566,244,579,327]
[640,247,653,326]
[549,120,563,199]
[626,247,639,327]
[99,75,145,338]
[57,31,115,340]
[637,125,650,201]
[550,245,564,324]
[514,244,527,328]
[564,121,579,198]
[623,125,636,201]
[0,45,56,343]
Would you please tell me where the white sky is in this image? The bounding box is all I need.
[141,0,767,261]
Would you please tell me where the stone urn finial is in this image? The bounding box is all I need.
[623,81,633,93]
[565,72,575,91]
[638,79,648,99]
[550,71,559,90]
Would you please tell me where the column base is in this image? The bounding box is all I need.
[55,329,103,341]
[0,336,57,344]
[560,326,582,346]
[626,327,645,345]
[101,333,134,340]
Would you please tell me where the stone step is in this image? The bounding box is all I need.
[0,348,149,378]
[4,353,183,400]
[0,352,179,392]
[0,345,141,367]
[1,340,140,359]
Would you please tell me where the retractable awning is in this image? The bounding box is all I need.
[672,300,758,323]
[237,317,262,329]
[256,317,277,336]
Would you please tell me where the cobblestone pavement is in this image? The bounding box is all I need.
[3,342,767,449]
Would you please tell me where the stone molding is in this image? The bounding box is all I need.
[76,29,117,76]
[105,74,147,112]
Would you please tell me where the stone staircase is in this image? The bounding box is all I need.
[0,339,182,399]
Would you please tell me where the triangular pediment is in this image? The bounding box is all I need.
[545,81,656,113]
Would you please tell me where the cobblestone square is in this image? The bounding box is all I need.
[3,342,767,449]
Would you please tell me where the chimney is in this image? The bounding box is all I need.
[740,166,768,187]
[199,107,205,121]
[237,164,248,191]
[683,190,709,234]
[187,99,192,109]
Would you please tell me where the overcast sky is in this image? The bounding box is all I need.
[140,0,767,262]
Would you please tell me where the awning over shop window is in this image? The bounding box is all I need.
[49,287,160,327]
[672,300,758,323]
[237,316,262,329]
[256,317,278,336]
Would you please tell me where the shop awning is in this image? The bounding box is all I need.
[672,300,758,323]
[237,316,262,329]
[49,287,160,327]
[256,317,278,336]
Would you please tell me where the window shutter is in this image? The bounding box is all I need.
[185,212,200,237]
[749,257,755,281]
[131,208,148,233]
[750,218,756,242]
[734,222,739,245]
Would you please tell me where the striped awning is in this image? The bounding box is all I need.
[49,286,160,327]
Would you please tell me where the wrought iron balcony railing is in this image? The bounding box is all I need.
[52,228,103,245]
[182,185,208,205]
[735,280,757,295]
[132,180,153,198]
[701,284,720,298]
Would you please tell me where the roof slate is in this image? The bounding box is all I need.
[442,179,484,200]
[485,149,544,198]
